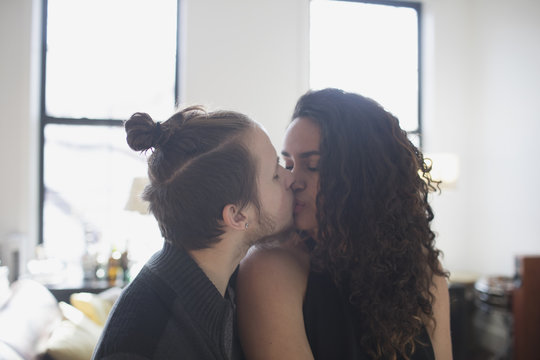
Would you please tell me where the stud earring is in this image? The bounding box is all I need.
[245,222,249,230]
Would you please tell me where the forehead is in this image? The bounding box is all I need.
[283,117,321,154]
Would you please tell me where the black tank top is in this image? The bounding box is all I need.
[302,269,435,360]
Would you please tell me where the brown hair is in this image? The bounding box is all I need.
[293,88,447,359]
[125,106,259,250]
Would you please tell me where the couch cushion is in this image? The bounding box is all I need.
[44,302,103,360]
[69,291,115,326]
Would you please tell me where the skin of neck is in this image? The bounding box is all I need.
[188,229,251,297]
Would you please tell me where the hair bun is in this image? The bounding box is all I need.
[125,112,163,151]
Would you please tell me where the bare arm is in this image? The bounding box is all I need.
[236,244,314,360]
[426,269,453,360]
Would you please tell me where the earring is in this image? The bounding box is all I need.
[245,222,249,230]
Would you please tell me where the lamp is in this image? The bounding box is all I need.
[122,176,162,280]
[424,152,460,188]
[124,177,150,214]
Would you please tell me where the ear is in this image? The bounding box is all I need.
[222,204,248,231]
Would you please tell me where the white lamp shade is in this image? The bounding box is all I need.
[124,177,150,214]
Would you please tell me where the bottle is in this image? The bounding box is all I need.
[107,248,122,285]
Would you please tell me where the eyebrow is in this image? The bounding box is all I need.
[281,150,320,159]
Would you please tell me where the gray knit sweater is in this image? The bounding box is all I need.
[92,241,243,360]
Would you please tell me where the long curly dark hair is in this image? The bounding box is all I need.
[292,88,447,359]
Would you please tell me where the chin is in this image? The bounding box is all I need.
[294,220,317,235]
[292,207,316,233]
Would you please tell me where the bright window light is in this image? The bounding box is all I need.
[310,0,420,132]
[46,0,177,120]
[41,0,177,274]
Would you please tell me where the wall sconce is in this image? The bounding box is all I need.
[424,152,460,188]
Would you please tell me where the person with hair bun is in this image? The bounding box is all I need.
[237,89,452,360]
[93,106,294,360]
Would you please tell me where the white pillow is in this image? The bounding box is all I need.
[44,302,103,360]
[0,266,10,309]
[0,341,25,360]
[0,279,62,360]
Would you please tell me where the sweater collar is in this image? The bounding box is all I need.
[145,241,233,344]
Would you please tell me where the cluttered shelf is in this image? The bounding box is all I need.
[25,246,132,303]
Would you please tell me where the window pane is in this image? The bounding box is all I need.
[310,1,419,131]
[46,0,177,120]
[43,124,162,272]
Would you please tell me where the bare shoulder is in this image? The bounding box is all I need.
[238,235,310,297]
[425,262,453,360]
[236,235,314,359]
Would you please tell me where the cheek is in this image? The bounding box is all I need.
[263,182,288,208]
[307,176,320,204]
[258,185,272,207]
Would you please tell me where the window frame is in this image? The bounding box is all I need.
[38,0,181,244]
[311,0,423,144]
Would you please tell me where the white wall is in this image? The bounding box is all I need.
[469,0,540,274]
[0,0,41,277]
[1,0,539,278]
[422,0,475,276]
[423,0,540,276]
[179,0,310,148]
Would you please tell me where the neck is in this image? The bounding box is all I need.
[305,228,317,240]
[188,235,249,296]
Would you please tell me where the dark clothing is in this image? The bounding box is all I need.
[93,242,243,360]
[303,270,435,360]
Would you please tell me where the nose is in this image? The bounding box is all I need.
[283,169,295,189]
[290,175,305,192]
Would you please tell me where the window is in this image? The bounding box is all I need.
[40,0,179,275]
[310,0,422,144]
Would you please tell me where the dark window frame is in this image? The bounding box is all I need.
[38,0,180,244]
[314,0,423,144]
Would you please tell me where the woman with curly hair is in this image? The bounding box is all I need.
[237,88,452,360]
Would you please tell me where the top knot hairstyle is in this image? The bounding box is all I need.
[293,88,446,359]
[125,106,259,250]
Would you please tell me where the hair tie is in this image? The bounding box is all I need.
[152,121,162,147]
